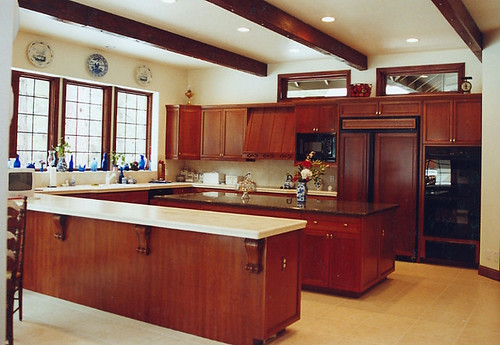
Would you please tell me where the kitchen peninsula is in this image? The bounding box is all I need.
[154,192,398,295]
[24,194,306,345]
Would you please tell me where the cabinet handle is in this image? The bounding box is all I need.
[325,233,334,239]
[281,256,287,271]
[381,229,385,237]
[313,220,318,224]
[343,223,348,227]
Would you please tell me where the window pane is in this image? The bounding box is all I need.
[286,78,347,98]
[65,83,104,169]
[15,76,50,165]
[115,90,150,163]
[386,73,459,95]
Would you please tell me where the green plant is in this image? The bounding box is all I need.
[53,137,71,158]
[110,151,125,166]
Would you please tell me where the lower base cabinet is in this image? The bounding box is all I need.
[301,212,395,295]
[155,196,396,295]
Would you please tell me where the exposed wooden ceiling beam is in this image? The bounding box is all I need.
[206,0,368,71]
[18,0,268,76]
[431,0,483,62]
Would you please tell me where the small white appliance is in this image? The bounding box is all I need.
[203,172,225,185]
[8,169,35,198]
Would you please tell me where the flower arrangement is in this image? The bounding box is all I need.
[53,137,71,158]
[292,151,329,183]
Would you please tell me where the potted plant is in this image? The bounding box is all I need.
[110,151,125,171]
[53,137,71,172]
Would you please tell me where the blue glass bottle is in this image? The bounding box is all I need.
[68,155,74,172]
[139,154,146,170]
[90,158,98,172]
[13,154,21,168]
[101,153,108,171]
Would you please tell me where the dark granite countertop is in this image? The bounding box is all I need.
[155,192,398,216]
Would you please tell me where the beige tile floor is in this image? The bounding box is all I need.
[13,261,500,345]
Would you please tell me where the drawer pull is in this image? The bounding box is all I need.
[313,220,318,224]
[343,223,348,227]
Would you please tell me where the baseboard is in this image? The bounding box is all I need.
[478,265,500,281]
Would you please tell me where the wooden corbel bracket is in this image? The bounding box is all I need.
[244,238,264,274]
[135,225,151,256]
[52,214,67,241]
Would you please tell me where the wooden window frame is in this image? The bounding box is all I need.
[376,63,465,96]
[277,70,351,102]
[9,70,59,160]
[113,88,153,166]
[61,79,112,168]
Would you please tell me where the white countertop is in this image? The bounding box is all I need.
[27,194,306,240]
[36,182,338,197]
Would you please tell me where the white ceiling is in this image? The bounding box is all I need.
[18,0,500,72]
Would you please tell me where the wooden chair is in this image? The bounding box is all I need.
[6,197,27,345]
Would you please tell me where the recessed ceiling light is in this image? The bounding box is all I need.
[406,38,419,43]
[289,48,300,53]
[161,0,177,3]
[237,27,250,33]
[321,16,335,23]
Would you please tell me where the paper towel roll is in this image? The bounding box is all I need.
[49,167,57,187]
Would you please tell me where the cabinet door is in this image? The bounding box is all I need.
[243,108,269,158]
[318,104,339,133]
[178,106,201,159]
[295,105,318,133]
[379,212,395,277]
[201,109,223,159]
[165,106,179,159]
[265,231,301,334]
[373,132,418,258]
[378,101,421,116]
[339,102,378,117]
[338,133,369,201]
[330,232,359,291]
[454,99,481,145]
[301,228,330,287]
[222,108,246,159]
[423,100,453,143]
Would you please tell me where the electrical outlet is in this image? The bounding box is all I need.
[329,175,335,183]
[494,251,499,263]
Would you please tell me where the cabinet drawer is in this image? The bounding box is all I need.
[302,214,360,233]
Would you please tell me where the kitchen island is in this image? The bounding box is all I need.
[24,194,306,345]
[155,192,399,295]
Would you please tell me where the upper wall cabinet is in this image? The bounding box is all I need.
[165,105,201,160]
[243,105,295,159]
[423,95,481,145]
[295,104,338,133]
[201,107,247,160]
[339,99,421,117]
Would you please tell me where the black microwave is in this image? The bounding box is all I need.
[296,133,336,162]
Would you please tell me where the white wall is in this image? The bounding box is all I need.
[480,28,500,271]
[12,31,191,163]
[189,48,482,105]
[2,1,19,341]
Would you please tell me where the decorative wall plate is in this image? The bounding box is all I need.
[87,53,108,77]
[135,65,153,85]
[27,41,54,68]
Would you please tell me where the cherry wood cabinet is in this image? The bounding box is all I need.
[201,107,247,160]
[339,131,418,259]
[295,104,338,133]
[423,95,481,145]
[165,105,201,159]
[243,105,295,159]
[300,211,394,295]
[24,210,302,345]
[339,99,421,117]
[154,194,396,295]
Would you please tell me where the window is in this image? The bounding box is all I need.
[11,71,153,171]
[114,89,152,164]
[278,70,351,102]
[62,81,111,169]
[9,71,58,164]
[376,63,465,96]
